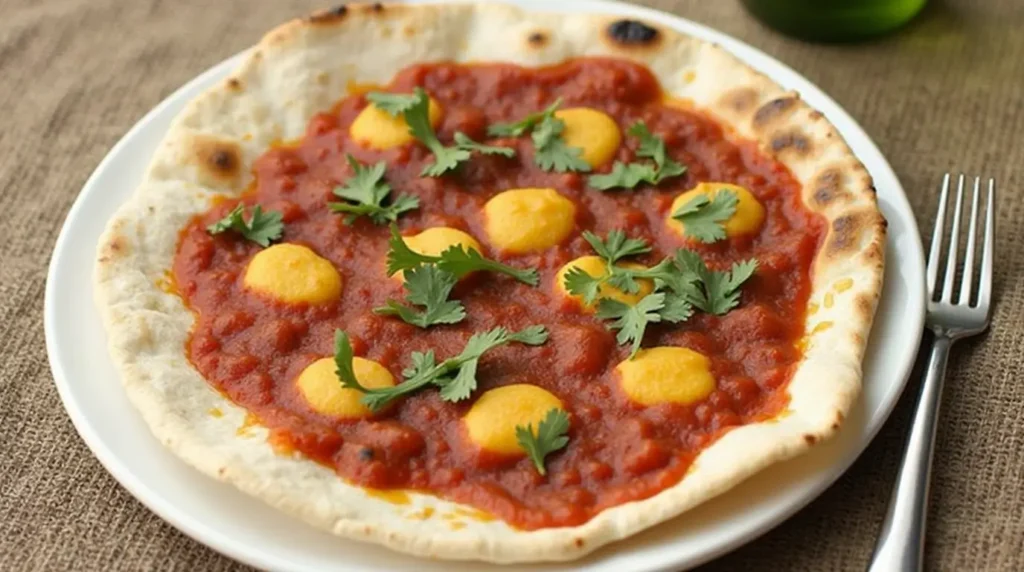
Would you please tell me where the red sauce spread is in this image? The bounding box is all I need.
[173,58,825,530]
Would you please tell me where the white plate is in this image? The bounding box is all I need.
[44,1,926,570]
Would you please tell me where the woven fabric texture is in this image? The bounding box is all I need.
[1,0,1021,570]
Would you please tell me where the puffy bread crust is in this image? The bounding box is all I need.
[94,2,884,564]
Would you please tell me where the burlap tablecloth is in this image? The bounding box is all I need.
[2,0,1021,569]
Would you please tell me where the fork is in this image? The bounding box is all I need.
[868,174,995,572]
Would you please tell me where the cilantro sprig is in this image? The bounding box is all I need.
[531,113,591,173]
[515,408,570,476]
[562,230,757,357]
[671,250,758,315]
[328,155,419,224]
[366,88,515,177]
[452,132,515,158]
[487,99,562,137]
[562,230,672,306]
[385,225,539,286]
[365,92,420,115]
[373,264,466,328]
[206,204,284,247]
[333,325,549,411]
[589,121,687,191]
[671,189,738,244]
[487,98,590,173]
[596,292,693,356]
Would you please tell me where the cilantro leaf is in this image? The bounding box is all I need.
[431,324,550,403]
[515,408,570,476]
[703,259,758,315]
[328,155,419,224]
[334,329,434,411]
[563,231,660,304]
[587,121,687,191]
[333,330,367,392]
[593,288,694,359]
[403,88,471,176]
[385,225,539,286]
[588,162,658,191]
[365,91,420,116]
[367,88,467,177]
[487,99,563,137]
[563,265,605,306]
[453,132,515,158]
[596,293,668,358]
[373,265,466,328]
[367,89,516,177]
[630,121,687,180]
[583,230,651,264]
[562,230,755,356]
[671,250,757,314]
[402,350,437,380]
[671,189,738,243]
[653,160,687,182]
[658,291,695,323]
[485,98,589,172]
[531,114,591,173]
[334,325,549,411]
[206,203,284,247]
[434,327,506,402]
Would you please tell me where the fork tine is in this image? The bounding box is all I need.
[978,178,995,309]
[957,177,981,305]
[940,175,965,302]
[926,174,951,296]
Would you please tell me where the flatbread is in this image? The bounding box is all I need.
[94,2,885,563]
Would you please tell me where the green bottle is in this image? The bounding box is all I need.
[740,0,927,42]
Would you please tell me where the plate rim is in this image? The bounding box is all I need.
[44,1,926,570]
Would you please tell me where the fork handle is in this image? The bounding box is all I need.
[868,335,952,572]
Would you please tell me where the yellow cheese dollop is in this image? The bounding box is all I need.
[463,384,563,455]
[296,357,395,418]
[350,96,442,150]
[553,108,621,168]
[616,347,716,406]
[244,243,342,304]
[555,255,654,311]
[667,182,766,239]
[483,188,576,254]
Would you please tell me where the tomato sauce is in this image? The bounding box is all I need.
[173,58,825,530]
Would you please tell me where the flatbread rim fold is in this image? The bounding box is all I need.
[93,2,885,563]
